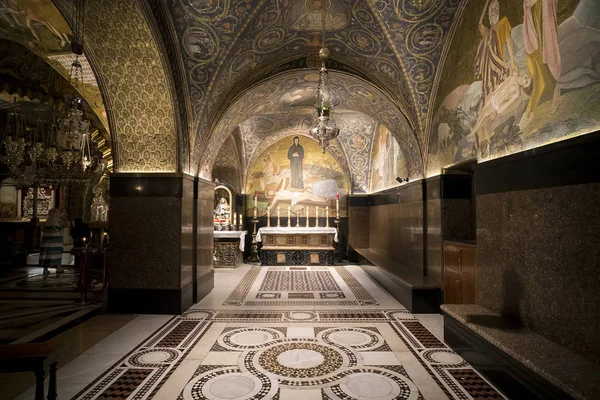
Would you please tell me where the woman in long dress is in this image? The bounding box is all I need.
[39,208,68,278]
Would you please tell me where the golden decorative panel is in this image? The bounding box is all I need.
[56,0,178,172]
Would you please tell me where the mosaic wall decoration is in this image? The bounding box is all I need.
[53,0,178,172]
[428,0,600,175]
[212,135,244,193]
[245,135,348,217]
[370,124,409,193]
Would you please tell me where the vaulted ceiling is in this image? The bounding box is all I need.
[158,0,463,178]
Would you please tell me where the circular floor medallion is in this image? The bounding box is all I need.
[277,349,325,369]
[258,342,344,379]
[284,311,317,321]
[218,327,281,350]
[128,349,179,366]
[319,328,384,351]
[338,371,419,400]
[422,349,464,365]
[204,374,258,399]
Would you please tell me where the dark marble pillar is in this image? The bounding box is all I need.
[107,173,214,314]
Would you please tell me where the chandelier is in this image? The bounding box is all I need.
[309,4,339,153]
[0,59,105,185]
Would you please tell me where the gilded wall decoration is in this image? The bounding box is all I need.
[212,135,243,192]
[54,0,178,172]
[245,135,349,217]
[373,0,462,141]
[428,0,599,176]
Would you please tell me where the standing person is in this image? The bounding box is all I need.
[39,208,69,278]
[287,136,305,190]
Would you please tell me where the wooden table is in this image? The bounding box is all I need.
[0,343,64,400]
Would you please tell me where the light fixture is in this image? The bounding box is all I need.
[309,3,339,153]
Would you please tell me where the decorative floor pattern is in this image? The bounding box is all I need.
[71,309,506,400]
[223,266,378,307]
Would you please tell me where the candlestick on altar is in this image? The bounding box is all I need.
[239,213,242,228]
[248,210,260,263]
[277,206,281,227]
[305,206,309,227]
[295,209,300,227]
[326,206,329,227]
[287,206,291,227]
[336,193,340,218]
[316,206,319,227]
[267,207,271,227]
[234,212,237,230]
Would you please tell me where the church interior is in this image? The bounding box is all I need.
[0,0,599,399]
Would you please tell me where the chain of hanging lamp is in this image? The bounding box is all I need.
[309,1,340,153]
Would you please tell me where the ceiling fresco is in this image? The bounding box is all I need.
[165,0,463,172]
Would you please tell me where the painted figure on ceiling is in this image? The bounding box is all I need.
[519,0,561,128]
[287,136,304,190]
[475,0,517,105]
[288,0,348,31]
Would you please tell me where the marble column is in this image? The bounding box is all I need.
[107,173,214,314]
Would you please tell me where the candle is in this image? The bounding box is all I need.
[254,191,258,208]
[267,207,271,227]
[234,212,237,225]
[326,206,329,227]
[305,206,309,227]
[253,206,257,219]
[277,206,280,227]
[287,206,291,227]
[336,193,340,218]
[316,206,319,227]
[239,214,242,227]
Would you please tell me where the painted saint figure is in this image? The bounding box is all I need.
[287,136,304,190]
[520,0,561,128]
[475,0,517,105]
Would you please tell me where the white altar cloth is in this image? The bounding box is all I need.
[214,230,247,251]
[256,227,338,243]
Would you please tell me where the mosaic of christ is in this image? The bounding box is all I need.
[246,135,348,217]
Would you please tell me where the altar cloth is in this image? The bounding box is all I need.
[256,227,338,243]
[214,230,247,251]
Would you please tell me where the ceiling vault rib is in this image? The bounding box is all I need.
[195,0,268,153]
[365,0,423,139]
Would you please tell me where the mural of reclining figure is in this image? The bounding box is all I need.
[266,178,339,211]
[471,71,532,156]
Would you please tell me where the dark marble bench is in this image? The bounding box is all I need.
[0,343,64,400]
[355,248,441,313]
[442,304,600,400]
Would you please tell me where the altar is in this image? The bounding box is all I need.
[214,230,247,267]
[256,227,337,266]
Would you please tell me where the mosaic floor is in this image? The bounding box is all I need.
[15,265,507,400]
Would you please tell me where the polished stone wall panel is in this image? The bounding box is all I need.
[442,199,473,241]
[110,196,182,290]
[348,206,369,249]
[181,176,195,289]
[426,198,442,284]
[476,183,600,363]
[197,180,215,283]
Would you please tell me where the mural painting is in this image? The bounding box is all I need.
[369,125,408,193]
[285,0,350,31]
[246,135,348,217]
[428,0,600,174]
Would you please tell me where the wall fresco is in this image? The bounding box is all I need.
[428,0,600,175]
[245,135,348,217]
[369,124,408,193]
